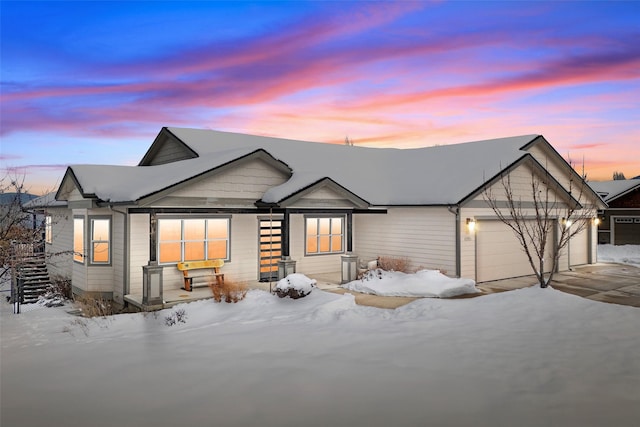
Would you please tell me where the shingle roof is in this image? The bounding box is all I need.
[63,127,540,206]
[588,179,640,203]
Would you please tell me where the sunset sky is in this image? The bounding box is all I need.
[1,1,639,195]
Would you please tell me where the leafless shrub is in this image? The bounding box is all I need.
[74,294,114,318]
[165,308,187,326]
[209,280,247,303]
[377,256,411,273]
[62,318,89,336]
[50,275,72,298]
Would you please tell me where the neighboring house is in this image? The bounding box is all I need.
[50,127,604,310]
[589,179,640,245]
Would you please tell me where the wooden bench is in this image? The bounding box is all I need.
[176,260,225,292]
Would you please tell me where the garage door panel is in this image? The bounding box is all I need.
[477,220,553,282]
[614,217,640,245]
[569,227,588,266]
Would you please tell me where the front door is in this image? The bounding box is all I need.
[259,218,282,281]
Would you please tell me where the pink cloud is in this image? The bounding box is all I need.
[0,153,23,161]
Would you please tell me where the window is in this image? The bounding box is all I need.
[45,215,52,244]
[615,218,634,224]
[90,218,111,264]
[306,216,344,255]
[73,217,84,263]
[158,217,229,263]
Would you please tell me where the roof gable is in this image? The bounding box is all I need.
[63,148,289,204]
[262,177,370,208]
[461,154,584,208]
[56,167,93,201]
[138,151,291,207]
[138,127,198,166]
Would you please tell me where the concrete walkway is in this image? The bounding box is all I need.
[317,263,640,309]
[477,263,640,308]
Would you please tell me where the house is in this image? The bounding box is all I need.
[46,127,604,310]
[589,179,640,245]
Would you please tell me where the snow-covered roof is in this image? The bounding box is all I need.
[24,192,67,208]
[588,179,640,203]
[61,128,542,206]
[64,146,260,203]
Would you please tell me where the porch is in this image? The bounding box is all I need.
[123,271,343,311]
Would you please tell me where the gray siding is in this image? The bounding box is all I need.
[353,207,457,275]
[149,158,289,208]
[128,214,150,295]
[147,140,194,165]
[45,206,73,280]
[290,214,344,275]
[112,211,126,304]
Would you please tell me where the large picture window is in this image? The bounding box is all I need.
[73,217,84,263]
[158,217,230,263]
[90,218,111,264]
[306,216,344,255]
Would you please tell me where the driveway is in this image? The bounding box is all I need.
[478,262,640,308]
[318,263,640,309]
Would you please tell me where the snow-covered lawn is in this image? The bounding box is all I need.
[342,269,479,298]
[598,244,640,266]
[2,284,639,427]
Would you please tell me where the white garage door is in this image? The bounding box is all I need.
[569,227,588,266]
[477,220,554,282]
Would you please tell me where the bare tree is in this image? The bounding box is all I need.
[0,173,40,280]
[483,167,596,288]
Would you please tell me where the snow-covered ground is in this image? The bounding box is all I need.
[342,268,479,298]
[598,244,640,266]
[2,281,639,426]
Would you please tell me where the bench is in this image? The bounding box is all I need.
[176,260,225,292]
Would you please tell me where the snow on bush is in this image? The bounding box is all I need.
[343,269,479,298]
[275,273,316,299]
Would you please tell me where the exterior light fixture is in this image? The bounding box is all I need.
[593,217,601,226]
[466,218,476,233]
[562,218,572,228]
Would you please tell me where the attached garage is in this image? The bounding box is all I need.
[569,227,589,267]
[476,220,554,283]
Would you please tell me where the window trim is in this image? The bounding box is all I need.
[304,215,345,256]
[157,216,231,264]
[44,215,52,244]
[89,216,112,266]
[73,216,85,264]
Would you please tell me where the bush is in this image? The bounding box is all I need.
[49,275,72,298]
[165,308,187,326]
[275,274,316,299]
[74,294,114,318]
[377,256,410,273]
[209,280,247,303]
[36,276,72,307]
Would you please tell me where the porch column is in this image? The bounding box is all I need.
[149,210,157,263]
[346,212,353,252]
[144,210,163,306]
[281,210,290,257]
